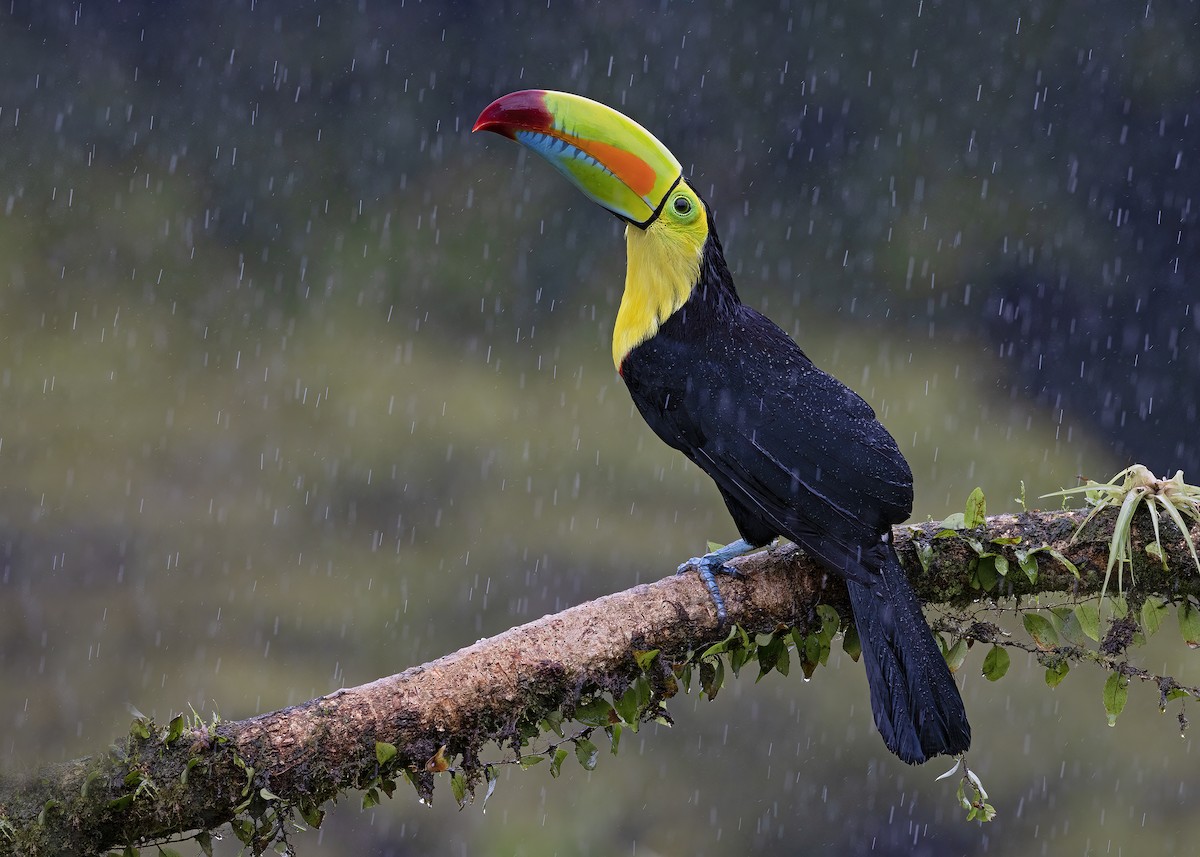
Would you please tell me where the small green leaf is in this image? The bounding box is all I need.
[1103,671,1129,726]
[916,540,934,572]
[259,787,280,802]
[574,738,599,771]
[964,487,987,528]
[939,513,966,531]
[1047,606,1085,646]
[1044,660,1070,688]
[991,536,1022,545]
[842,624,862,661]
[607,723,622,755]
[790,626,806,651]
[1022,612,1060,649]
[1047,548,1079,578]
[81,769,103,797]
[518,753,545,769]
[1074,603,1101,642]
[756,633,788,679]
[633,648,660,671]
[972,555,999,591]
[615,677,650,726]
[573,696,616,727]
[816,634,832,667]
[1141,597,1169,637]
[540,709,565,737]
[549,747,568,778]
[992,553,1009,577]
[129,719,151,740]
[981,646,1010,681]
[107,794,135,812]
[36,799,61,826]
[729,643,752,676]
[944,638,969,673]
[799,633,821,679]
[1179,600,1200,648]
[230,818,254,845]
[816,604,841,639]
[699,659,720,699]
[451,771,468,807]
[1015,549,1039,584]
[196,830,214,857]
[700,657,715,696]
[165,714,185,745]
[613,686,638,727]
[774,638,792,676]
[362,788,380,810]
[375,741,398,766]
[180,753,201,782]
[299,802,325,828]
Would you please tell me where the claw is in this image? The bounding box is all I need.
[676,538,759,623]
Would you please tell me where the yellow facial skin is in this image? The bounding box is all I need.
[613,180,709,369]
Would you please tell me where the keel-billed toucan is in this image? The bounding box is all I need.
[474,90,971,765]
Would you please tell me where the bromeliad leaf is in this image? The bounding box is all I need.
[1043,465,1200,600]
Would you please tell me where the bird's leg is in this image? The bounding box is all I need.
[677,538,759,623]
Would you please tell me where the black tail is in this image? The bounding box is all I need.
[846,546,971,764]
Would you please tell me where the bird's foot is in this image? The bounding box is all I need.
[676,538,757,624]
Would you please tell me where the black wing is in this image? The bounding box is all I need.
[622,304,912,582]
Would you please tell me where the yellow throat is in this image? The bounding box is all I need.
[612,182,709,368]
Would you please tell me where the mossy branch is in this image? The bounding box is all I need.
[1,505,1198,856]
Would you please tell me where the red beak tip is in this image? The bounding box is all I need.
[474,90,554,139]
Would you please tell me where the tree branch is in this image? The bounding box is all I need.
[3,507,1198,856]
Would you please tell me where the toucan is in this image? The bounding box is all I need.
[474,90,970,765]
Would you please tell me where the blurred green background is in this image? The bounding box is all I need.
[1,1,1198,854]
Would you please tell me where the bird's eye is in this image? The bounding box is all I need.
[672,195,692,216]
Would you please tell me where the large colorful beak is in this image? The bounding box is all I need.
[473,89,682,228]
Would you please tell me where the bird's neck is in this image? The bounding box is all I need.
[612,222,704,368]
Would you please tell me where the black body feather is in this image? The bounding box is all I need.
[620,210,971,763]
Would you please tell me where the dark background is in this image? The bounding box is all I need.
[1,1,1197,854]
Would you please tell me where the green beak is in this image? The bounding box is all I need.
[474,89,683,228]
